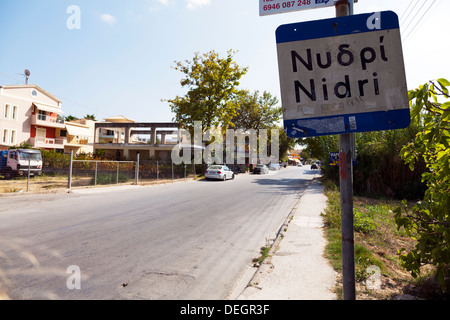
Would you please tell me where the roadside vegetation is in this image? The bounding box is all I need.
[323,182,427,299]
[252,246,272,268]
[316,78,450,299]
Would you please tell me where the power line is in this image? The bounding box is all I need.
[399,0,417,23]
[400,0,419,25]
[0,72,22,84]
[0,72,112,119]
[403,0,439,42]
[402,0,428,37]
[58,96,110,118]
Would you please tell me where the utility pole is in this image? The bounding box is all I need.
[335,0,356,301]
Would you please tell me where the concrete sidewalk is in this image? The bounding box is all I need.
[235,178,337,300]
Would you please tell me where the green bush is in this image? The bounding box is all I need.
[91,173,129,185]
[395,78,450,292]
[302,122,425,200]
[354,244,383,282]
[322,190,341,229]
[324,191,377,234]
[353,209,377,233]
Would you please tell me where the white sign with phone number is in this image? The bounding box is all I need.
[259,0,336,16]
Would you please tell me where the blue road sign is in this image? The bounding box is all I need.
[329,152,357,167]
[330,152,339,166]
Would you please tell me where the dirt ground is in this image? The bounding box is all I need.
[0,176,88,193]
[351,196,449,300]
[0,175,195,194]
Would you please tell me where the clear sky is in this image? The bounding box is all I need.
[1,0,448,122]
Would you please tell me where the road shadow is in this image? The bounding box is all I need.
[303,169,321,175]
[250,165,323,194]
[196,178,239,183]
[250,177,313,194]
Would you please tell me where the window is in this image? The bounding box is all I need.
[4,104,10,119]
[38,110,47,121]
[2,129,8,144]
[10,130,16,145]
[12,106,18,120]
[60,129,67,137]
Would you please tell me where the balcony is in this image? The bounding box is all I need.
[31,114,66,129]
[30,137,65,149]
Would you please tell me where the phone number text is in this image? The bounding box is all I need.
[262,0,313,12]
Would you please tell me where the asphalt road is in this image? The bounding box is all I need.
[0,165,318,300]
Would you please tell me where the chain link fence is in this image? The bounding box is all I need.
[68,158,199,189]
[69,159,136,188]
[0,152,201,194]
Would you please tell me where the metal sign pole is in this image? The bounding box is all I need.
[68,150,73,190]
[27,158,31,192]
[136,152,140,185]
[336,0,356,300]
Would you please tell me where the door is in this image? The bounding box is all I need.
[36,128,46,144]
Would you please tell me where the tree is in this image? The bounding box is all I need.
[352,126,424,198]
[300,123,424,198]
[395,78,450,291]
[278,127,296,162]
[11,141,32,149]
[231,90,282,132]
[166,50,248,134]
[301,135,338,160]
[85,114,96,120]
[65,115,78,122]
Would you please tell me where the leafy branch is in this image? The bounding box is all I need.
[396,78,450,291]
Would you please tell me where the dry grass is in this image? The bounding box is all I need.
[0,175,73,193]
[0,174,196,194]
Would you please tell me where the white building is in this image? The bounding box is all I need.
[0,84,64,151]
[0,84,95,155]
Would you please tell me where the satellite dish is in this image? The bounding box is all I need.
[24,69,30,84]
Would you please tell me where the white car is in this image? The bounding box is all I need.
[205,165,235,181]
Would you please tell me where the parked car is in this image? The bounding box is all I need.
[230,165,243,174]
[269,163,281,170]
[205,165,234,181]
[253,164,269,174]
[297,162,303,167]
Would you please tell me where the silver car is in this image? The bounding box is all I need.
[205,165,235,181]
[269,163,281,170]
[253,164,269,174]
